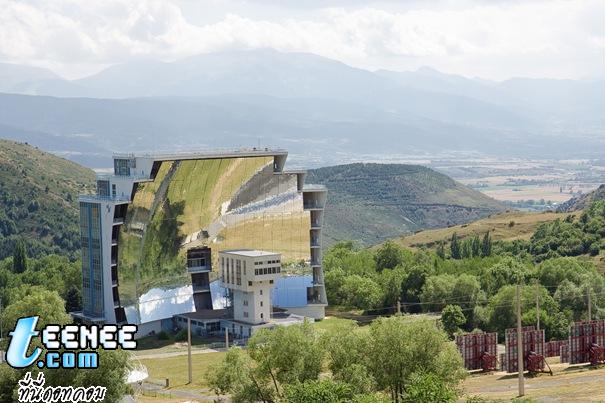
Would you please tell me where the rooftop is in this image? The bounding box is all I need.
[220,249,280,257]
[113,147,287,162]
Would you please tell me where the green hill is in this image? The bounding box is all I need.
[0,139,95,259]
[306,163,505,246]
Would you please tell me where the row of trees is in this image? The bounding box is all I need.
[325,233,605,341]
[208,317,466,402]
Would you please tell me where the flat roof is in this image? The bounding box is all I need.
[113,147,287,162]
[175,309,231,321]
[220,249,280,257]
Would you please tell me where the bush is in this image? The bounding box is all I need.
[403,373,458,403]
[157,330,170,340]
[175,329,188,342]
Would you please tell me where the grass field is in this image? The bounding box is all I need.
[392,210,572,249]
[139,351,226,391]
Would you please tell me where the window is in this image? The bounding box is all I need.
[260,313,264,319]
[243,312,249,318]
[114,158,132,176]
[269,280,274,284]
[243,300,248,306]
[111,184,116,198]
[236,260,241,286]
[248,281,253,286]
[260,301,263,307]
[97,180,109,197]
[243,260,246,275]
[260,289,263,296]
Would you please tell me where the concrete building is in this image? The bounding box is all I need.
[219,250,280,325]
[72,148,327,336]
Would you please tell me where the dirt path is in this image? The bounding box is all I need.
[463,362,605,401]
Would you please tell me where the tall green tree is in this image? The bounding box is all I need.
[481,231,492,257]
[12,239,27,274]
[441,305,466,338]
[450,233,461,260]
[375,241,403,271]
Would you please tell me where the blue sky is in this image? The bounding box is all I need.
[1,0,603,80]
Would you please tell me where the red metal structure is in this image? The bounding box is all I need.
[455,332,498,371]
[545,340,568,358]
[569,320,605,365]
[504,326,550,374]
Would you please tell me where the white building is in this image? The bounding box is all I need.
[219,250,281,325]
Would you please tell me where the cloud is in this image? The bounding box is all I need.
[0,0,603,79]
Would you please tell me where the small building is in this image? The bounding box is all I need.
[219,249,281,325]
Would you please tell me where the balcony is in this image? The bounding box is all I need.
[187,258,210,273]
[303,202,323,210]
[311,238,320,247]
[192,284,211,293]
[111,259,117,267]
[79,195,130,203]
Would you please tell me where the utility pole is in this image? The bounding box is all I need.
[225,327,229,349]
[517,284,525,397]
[396,297,401,315]
[187,318,192,384]
[586,286,592,322]
[536,284,540,331]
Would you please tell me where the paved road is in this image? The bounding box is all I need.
[134,347,226,360]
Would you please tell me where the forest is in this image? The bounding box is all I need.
[325,200,605,341]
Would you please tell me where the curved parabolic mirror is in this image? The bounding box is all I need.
[118,157,311,324]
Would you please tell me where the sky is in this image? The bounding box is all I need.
[0,0,604,80]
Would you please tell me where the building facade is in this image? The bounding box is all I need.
[219,250,281,325]
[73,148,327,336]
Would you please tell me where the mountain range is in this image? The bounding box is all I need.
[0,50,604,168]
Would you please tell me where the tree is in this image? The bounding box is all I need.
[12,238,27,274]
[375,241,403,271]
[450,233,461,259]
[323,321,375,395]
[471,235,481,258]
[436,241,445,259]
[65,285,82,312]
[367,317,465,402]
[247,321,324,398]
[341,275,383,310]
[441,305,466,338]
[284,379,355,403]
[403,373,457,403]
[207,347,274,403]
[1,288,70,331]
[481,231,492,257]
[420,275,456,312]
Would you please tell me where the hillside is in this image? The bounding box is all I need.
[392,210,570,250]
[0,139,95,259]
[306,163,505,246]
[558,184,605,212]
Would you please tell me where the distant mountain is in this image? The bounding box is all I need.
[0,49,604,165]
[557,184,605,212]
[306,163,505,246]
[0,139,95,260]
